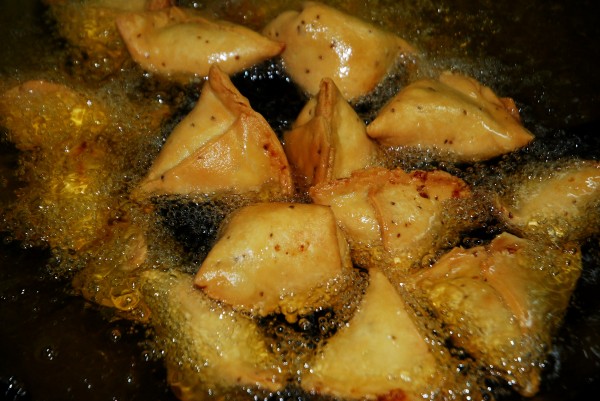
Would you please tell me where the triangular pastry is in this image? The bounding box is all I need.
[140,269,285,397]
[311,167,471,271]
[135,65,293,198]
[194,202,354,320]
[367,71,534,162]
[117,6,284,80]
[263,1,415,100]
[301,268,443,400]
[284,78,380,188]
[495,160,600,243]
[409,232,582,396]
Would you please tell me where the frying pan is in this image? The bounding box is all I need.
[0,1,599,400]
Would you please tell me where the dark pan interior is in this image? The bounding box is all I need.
[1,1,599,400]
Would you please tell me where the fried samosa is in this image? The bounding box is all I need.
[301,268,444,400]
[283,78,380,188]
[495,160,600,243]
[409,232,582,396]
[140,269,285,399]
[366,71,534,162]
[262,1,415,101]
[116,6,284,80]
[194,202,355,321]
[310,167,471,272]
[134,65,293,199]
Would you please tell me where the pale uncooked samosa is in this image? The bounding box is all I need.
[194,202,355,321]
[262,1,415,101]
[134,65,293,198]
[284,78,380,188]
[366,71,534,162]
[117,6,284,80]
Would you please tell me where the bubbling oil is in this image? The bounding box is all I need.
[1,1,598,401]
